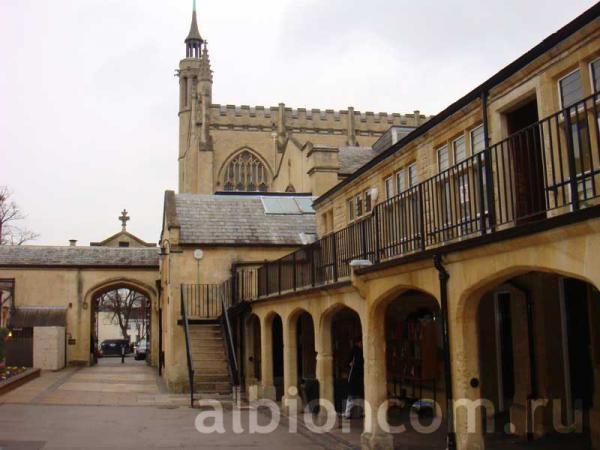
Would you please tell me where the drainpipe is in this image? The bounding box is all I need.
[508,281,537,441]
[433,254,456,450]
[480,89,496,233]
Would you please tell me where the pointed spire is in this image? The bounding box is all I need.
[185,0,203,44]
[200,42,213,82]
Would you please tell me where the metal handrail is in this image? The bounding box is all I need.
[236,92,600,301]
[180,284,195,407]
[220,289,240,389]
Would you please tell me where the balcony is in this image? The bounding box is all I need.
[206,93,600,305]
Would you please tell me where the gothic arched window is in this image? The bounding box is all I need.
[223,151,270,192]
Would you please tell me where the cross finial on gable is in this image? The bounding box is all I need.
[119,209,130,231]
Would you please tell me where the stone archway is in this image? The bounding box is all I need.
[454,266,600,450]
[317,304,364,415]
[283,308,317,411]
[85,278,157,368]
[244,313,262,389]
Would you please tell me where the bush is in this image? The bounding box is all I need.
[0,328,8,363]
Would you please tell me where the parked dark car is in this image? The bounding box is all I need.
[100,339,131,357]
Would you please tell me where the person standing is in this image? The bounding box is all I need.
[343,338,364,419]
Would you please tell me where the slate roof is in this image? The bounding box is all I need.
[0,245,159,267]
[173,194,316,245]
[9,307,67,327]
[338,147,377,175]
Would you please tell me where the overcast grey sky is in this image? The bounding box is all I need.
[0,0,596,246]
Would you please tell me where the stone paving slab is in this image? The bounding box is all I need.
[0,404,342,449]
[0,369,78,405]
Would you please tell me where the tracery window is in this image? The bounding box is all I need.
[223,151,269,192]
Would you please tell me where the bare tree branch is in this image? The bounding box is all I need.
[98,288,148,341]
[0,186,39,245]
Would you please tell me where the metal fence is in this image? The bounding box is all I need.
[180,279,232,319]
[222,93,600,302]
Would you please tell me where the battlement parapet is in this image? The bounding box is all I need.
[209,103,429,132]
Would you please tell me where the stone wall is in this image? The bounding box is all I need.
[33,326,65,370]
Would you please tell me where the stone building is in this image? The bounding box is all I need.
[1,3,600,450]
[163,4,600,450]
[176,5,427,196]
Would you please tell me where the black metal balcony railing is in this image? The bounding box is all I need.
[181,280,232,319]
[196,93,600,305]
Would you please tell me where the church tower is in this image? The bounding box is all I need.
[178,0,213,194]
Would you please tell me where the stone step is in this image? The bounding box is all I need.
[192,358,228,366]
[189,334,222,341]
[191,348,226,356]
[193,393,232,403]
[193,363,229,371]
[194,374,230,382]
[191,342,225,350]
[194,381,231,393]
[189,327,221,332]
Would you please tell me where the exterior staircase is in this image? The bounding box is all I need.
[189,323,232,398]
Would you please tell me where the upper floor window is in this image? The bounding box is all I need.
[384,177,394,200]
[322,210,334,235]
[396,169,406,193]
[438,145,449,172]
[470,125,485,154]
[347,199,355,221]
[453,136,466,163]
[408,164,418,188]
[223,150,269,192]
[559,69,584,108]
[364,189,372,213]
[355,195,363,217]
[590,58,600,93]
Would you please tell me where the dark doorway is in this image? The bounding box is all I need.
[6,327,33,367]
[296,312,316,382]
[331,308,363,412]
[497,292,516,410]
[271,315,284,400]
[563,278,594,411]
[505,98,546,223]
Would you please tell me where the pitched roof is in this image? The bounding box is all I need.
[9,307,67,327]
[338,147,377,175]
[90,230,156,247]
[172,193,317,245]
[0,246,159,268]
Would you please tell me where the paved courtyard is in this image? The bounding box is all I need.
[0,359,592,450]
[0,358,354,450]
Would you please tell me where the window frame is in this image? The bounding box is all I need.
[384,176,394,200]
[355,194,363,217]
[558,67,584,110]
[589,57,600,94]
[470,125,485,155]
[396,169,406,194]
[364,189,372,213]
[408,163,417,188]
[453,134,467,164]
[437,145,449,173]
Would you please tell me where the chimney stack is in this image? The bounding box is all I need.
[69,239,77,247]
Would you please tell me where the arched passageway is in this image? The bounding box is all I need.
[330,306,363,415]
[295,311,317,409]
[470,271,600,449]
[244,314,262,386]
[91,285,151,365]
[383,290,447,447]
